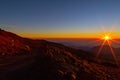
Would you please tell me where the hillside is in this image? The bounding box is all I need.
[0,29,120,80]
[0,29,30,55]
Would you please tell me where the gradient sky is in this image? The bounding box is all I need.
[0,0,120,38]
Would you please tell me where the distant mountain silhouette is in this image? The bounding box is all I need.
[90,45,120,58]
[0,29,120,80]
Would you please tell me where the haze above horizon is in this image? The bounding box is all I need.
[0,0,120,38]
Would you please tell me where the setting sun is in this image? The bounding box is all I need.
[100,34,112,41]
[104,35,110,40]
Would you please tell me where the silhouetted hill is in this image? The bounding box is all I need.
[91,45,113,58]
[90,45,120,59]
[0,29,120,80]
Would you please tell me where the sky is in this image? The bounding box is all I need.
[0,0,120,38]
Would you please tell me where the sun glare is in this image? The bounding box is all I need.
[101,34,112,41]
[104,35,110,40]
[96,33,119,67]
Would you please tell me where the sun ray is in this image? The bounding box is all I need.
[95,32,119,67]
[107,40,119,67]
[95,40,106,59]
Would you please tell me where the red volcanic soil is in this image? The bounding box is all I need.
[0,29,120,80]
[0,29,30,55]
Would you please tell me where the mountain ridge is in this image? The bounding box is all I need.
[0,29,120,80]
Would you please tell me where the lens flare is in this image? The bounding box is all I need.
[95,33,119,67]
[102,35,111,41]
[104,35,109,40]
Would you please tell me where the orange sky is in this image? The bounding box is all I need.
[17,31,120,39]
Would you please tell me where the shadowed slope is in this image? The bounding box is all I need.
[0,29,120,80]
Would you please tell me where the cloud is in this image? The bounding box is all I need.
[0,24,17,30]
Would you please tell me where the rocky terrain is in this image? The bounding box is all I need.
[0,29,120,80]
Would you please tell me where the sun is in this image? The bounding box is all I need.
[104,35,110,40]
[101,34,112,41]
